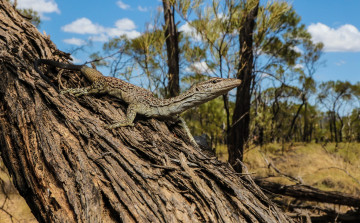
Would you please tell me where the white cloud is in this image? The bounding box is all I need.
[335,60,346,66]
[63,38,86,46]
[106,19,140,39]
[13,0,60,17]
[292,46,303,54]
[138,6,148,12]
[147,24,154,30]
[186,61,212,74]
[308,23,360,52]
[62,17,140,43]
[62,18,104,34]
[117,0,130,10]
[179,23,202,41]
[113,18,136,31]
[293,64,304,69]
[88,34,109,42]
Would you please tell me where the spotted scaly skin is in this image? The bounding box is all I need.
[35,59,242,146]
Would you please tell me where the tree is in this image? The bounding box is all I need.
[286,40,323,141]
[0,1,293,222]
[318,81,353,143]
[162,0,180,97]
[228,0,259,172]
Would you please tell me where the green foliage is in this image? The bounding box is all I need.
[183,97,235,146]
[95,27,169,95]
[318,81,353,111]
[7,0,41,27]
[18,8,41,27]
[256,1,305,66]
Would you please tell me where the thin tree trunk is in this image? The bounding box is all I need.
[332,111,338,143]
[302,101,308,142]
[287,96,305,141]
[162,0,180,97]
[0,1,293,222]
[337,113,344,142]
[329,113,334,141]
[228,1,259,173]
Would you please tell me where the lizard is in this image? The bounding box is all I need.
[34,59,242,146]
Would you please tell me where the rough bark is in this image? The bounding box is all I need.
[0,1,293,222]
[162,0,180,97]
[228,1,259,173]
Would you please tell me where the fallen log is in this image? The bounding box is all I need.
[255,179,360,207]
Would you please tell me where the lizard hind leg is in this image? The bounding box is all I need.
[105,104,137,129]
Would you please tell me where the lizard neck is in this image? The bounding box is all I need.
[159,78,241,115]
[80,66,104,83]
[161,89,219,114]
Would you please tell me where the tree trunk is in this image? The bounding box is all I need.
[162,0,180,97]
[331,111,338,143]
[0,1,293,222]
[337,113,344,142]
[287,96,305,141]
[302,101,308,142]
[228,1,259,173]
[329,113,334,141]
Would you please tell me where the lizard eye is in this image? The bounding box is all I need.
[212,79,217,84]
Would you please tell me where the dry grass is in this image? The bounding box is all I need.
[0,194,37,223]
[242,142,360,196]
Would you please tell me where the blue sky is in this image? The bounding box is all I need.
[14,0,360,84]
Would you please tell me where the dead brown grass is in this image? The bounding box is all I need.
[0,194,36,223]
[242,142,360,196]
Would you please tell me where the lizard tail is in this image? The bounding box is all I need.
[33,59,60,93]
[34,59,84,71]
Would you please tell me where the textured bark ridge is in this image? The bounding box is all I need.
[0,1,293,222]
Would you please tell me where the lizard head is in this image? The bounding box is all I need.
[190,77,241,98]
[168,77,241,114]
[174,77,242,109]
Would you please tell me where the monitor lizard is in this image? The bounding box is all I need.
[34,59,241,147]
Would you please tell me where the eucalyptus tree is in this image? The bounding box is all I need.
[286,39,323,141]
[163,0,181,97]
[318,81,353,143]
[177,0,320,171]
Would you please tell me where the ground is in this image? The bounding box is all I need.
[218,142,360,195]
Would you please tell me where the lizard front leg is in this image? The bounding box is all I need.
[175,117,199,148]
[105,104,137,129]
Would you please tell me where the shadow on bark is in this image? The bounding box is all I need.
[0,1,293,222]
